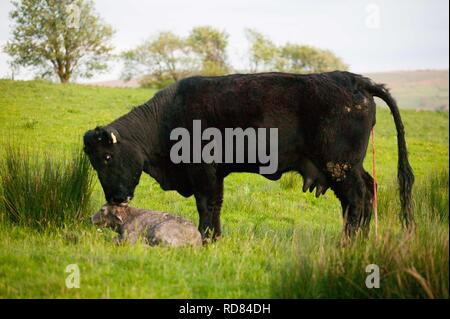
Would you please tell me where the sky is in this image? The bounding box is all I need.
[0,0,448,82]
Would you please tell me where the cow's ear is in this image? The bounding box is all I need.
[103,127,120,145]
[83,129,97,151]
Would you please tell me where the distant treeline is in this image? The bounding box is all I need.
[121,27,348,89]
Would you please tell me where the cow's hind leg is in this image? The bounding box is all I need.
[332,167,372,239]
[361,170,375,234]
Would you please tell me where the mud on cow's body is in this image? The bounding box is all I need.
[83,71,414,240]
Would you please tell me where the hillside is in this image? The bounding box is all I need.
[365,70,449,111]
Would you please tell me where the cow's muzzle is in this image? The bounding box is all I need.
[109,195,132,206]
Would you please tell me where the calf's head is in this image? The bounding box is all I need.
[84,126,144,205]
[91,204,128,228]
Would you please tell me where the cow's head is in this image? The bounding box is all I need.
[83,126,144,205]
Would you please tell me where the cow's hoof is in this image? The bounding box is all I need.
[202,235,221,245]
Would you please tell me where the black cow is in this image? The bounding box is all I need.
[84,71,414,240]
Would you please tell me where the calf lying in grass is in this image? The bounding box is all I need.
[91,204,202,247]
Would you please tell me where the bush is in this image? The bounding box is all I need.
[139,73,177,90]
[0,144,94,228]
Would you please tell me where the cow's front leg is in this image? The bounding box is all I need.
[195,183,223,242]
[211,178,224,239]
[190,165,223,242]
[195,193,214,241]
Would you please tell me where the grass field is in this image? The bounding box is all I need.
[0,79,448,298]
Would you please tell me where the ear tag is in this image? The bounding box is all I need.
[111,132,117,144]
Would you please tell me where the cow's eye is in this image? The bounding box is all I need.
[104,154,112,163]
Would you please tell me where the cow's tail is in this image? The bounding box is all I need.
[362,78,415,230]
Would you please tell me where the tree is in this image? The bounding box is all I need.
[279,44,348,73]
[4,0,114,83]
[7,60,20,80]
[187,26,230,76]
[121,31,193,88]
[245,30,348,74]
[245,29,279,72]
[121,26,231,88]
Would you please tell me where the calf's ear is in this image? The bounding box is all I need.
[91,212,101,225]
[111,211,124,224]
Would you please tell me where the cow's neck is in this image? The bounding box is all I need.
[108,85,176,165]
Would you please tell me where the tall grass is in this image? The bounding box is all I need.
[0,144,94,228]
[416,169,449,222]
[272,168,449,298]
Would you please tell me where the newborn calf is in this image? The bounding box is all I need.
[92,204,202,247]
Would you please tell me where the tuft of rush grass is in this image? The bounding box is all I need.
[0,144,94,228]
[271,169,449,298]
[21,118,39,130]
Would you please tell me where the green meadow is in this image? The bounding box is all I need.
[0,79,448,298]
